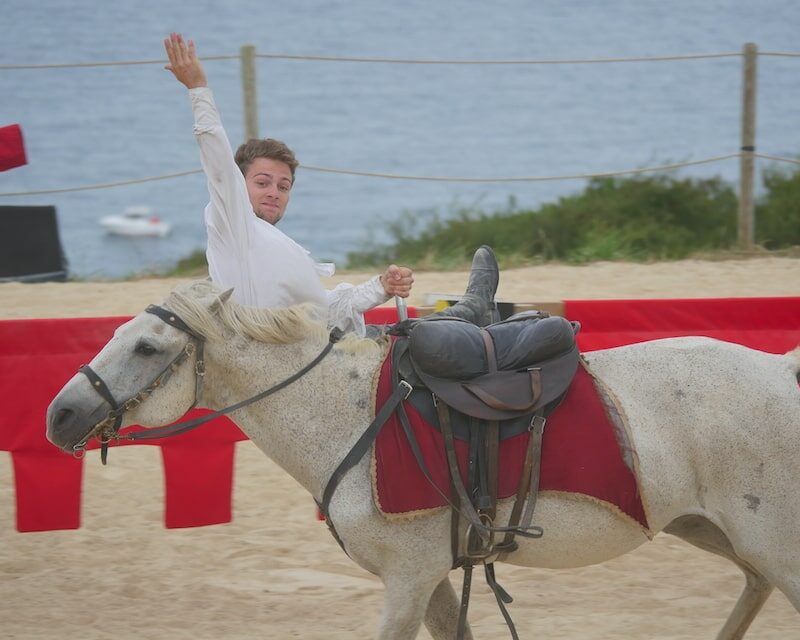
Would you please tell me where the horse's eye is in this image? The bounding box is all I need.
[135,341,158,356]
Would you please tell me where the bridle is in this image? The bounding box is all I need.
[74,304,341,464]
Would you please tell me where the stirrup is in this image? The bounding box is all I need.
[464,513,496,560]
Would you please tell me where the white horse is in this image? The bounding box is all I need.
[46,281,800,639]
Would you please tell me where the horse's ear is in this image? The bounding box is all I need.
[210,288,234,312]
[218,288,234,305]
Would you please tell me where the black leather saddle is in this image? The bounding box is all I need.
[396,311,581,439]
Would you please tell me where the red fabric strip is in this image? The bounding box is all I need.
[0,124,26,171]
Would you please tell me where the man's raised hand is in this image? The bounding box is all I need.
[164,32,207,89]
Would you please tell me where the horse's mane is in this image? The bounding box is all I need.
[164,281,384,355]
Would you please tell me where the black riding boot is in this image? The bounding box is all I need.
[389,245,500,335]
[428,245,500,327]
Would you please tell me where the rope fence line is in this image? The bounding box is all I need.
[0,55,239,71]
[0,169,203,197]
[5,152,800,198]
[760,51,800,58]
[254,52,743,64]
[300,153,742,182]
[2,49,799,71]
[755,153,800,166]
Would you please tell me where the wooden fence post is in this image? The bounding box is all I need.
[738,42,758,250]
[240,44,259,141]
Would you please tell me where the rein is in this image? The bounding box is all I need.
[75,304,342,463]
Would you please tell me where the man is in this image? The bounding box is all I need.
[164,33,497,334]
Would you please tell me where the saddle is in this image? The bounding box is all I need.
[405,311,580,422]
[392,310,580,639]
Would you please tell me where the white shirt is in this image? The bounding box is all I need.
[190,87,388,335]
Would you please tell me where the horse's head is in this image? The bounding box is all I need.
[46,283,231,455]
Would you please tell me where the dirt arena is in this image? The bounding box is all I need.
[1,257,799,639]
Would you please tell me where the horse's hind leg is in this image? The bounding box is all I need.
[664,515,774,640]
[424,577,474,640]
[715,569,774,640]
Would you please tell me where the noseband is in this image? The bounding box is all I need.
[75,304,341,464]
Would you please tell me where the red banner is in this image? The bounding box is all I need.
[0,124,27,171]
[565,297,800,354]
[1,298,798,532]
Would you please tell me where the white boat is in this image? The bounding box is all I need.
[99,206,171,237]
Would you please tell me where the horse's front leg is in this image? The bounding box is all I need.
[377,569,444,639]
[424,577,474,640]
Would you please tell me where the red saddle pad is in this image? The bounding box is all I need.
[372,353,649,531]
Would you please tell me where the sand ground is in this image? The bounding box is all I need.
[1,257,799,639]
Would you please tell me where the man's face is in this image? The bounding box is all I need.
[244,158,293,225]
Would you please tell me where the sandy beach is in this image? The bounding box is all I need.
[1,256,799,639]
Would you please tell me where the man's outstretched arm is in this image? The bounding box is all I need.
[164,34,256,242]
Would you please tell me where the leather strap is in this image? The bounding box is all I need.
[79,364,122,464]
[79,364,120,411]
[146,304,202,338]
[529,368,542,405]
[484,563,519,640]
[392,342,448,503]
[320,378,412,517]
[481,329,497,373]
[438,401,491,547]
[456,563,473,639]
[126,336,338,443]
[517,414,546,535]
[485,420,499,518]
[496,413,543,554]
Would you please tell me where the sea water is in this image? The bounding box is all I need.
[1,0,798,278]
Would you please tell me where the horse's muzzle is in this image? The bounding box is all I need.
[45,393,104,452]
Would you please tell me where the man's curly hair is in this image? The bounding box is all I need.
[234,138,299,180]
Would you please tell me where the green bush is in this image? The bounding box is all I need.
[164,248,208,277]
[347,173,739,268]
[756,165,800,248]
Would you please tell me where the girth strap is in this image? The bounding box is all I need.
[496,413,546,556]
[514,414,546,545]
[438,401,492,548]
